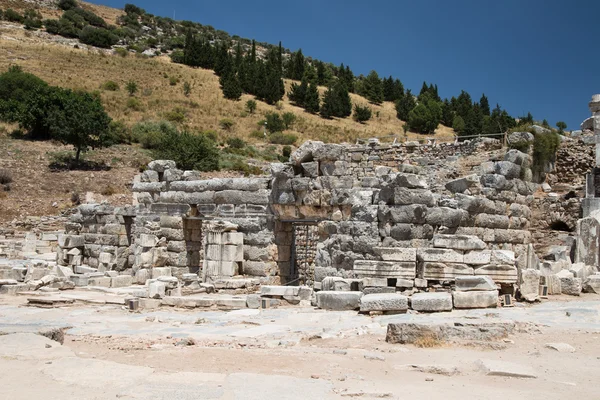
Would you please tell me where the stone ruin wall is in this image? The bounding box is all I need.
[54,138,544,294]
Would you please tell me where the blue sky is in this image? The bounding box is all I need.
[89,0,599,130]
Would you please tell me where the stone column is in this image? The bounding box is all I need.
[582,95,600,217]
[591,94,600,166]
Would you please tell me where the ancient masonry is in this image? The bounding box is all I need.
[1,98,600,311]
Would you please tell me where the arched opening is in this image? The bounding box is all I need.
[549,220,572,232]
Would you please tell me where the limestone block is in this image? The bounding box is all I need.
[410,292,453,312]
[388,204,428,224]
[393,188,435,207]
[70,275,89,287]
[425,208,468,227]
[560,276,582,296]
[214,189,270,205]
[151,267,172,279]
[463,250,492,265]
[88,277,111,287]
[452,290,498,309]
[474,264,518,283]
[98,252,113,264]
[455,276,496,291]
[395,174,428,189]
[546,274,562,295]
[147,160,176,172]
[353,260,416,279]
[260,286,300,297]
[433,234,486,251]
[494,161,521,179]
[422,262,473,281]
[131,182,166,192]
[583,274,600,294]
[480,174,507,189]
[569,263,594,280]
[417,248,464,263]
[360,293,408,313]
[74,265,97,274]
[395,279,414,288]
[374,247,417,262]
[361,277,389,287]
[316,291,363,311]
[58,235,84,249]
[519,269,541,302]
[111,275,133,288]
[148,281,166,299]
[490,250,516,265]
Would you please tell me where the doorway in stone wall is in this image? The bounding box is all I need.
[291,222,319,287]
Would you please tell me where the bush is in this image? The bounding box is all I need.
[114,47,128,57]
[532,131,560,178]
[509,139,530,153]
[58,0,78,10]
[202,130,218,142]
[132,120,177,149]
[102,120,131,145]
[281,145,292,160]
[163,107,186,123]
[245,99,257,114]
[0,169,12,185]
[183,81,191,97]
[24,10,43,30]
[219,118,234,131]
[264,112,285,133]
[44,19,60,34]
[282,112,296,129]
[269,132,297,145]
[72,7,106,27]
[154,130,220,171]
[452,115,465,134]
[249,130,264,140]
[227,137,245,149]
[126,81,137,96]
[353,104,372,123]
[168,76,179,86]
[4,9,23,23]
[79,26,118,48]
[126,97,143,111]
[56,17,80,38]
[170,49,185,64]
[101,80,119,91]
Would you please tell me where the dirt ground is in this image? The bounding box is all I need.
[0,295,599,399]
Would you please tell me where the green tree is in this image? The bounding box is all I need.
[282,112,296,130]
[288,76,308,107]
[265,112,285,133]
[154,129,220,171]
[290,49,305,81]
[78,26,118,48]
[394,89,416,121]
[363,70,384,104]
[407,103,433,133]
[220,71,242,100]
[126,81,138,96]
[556,121,567,133]
[353,104,372,123]
[46,88,112,162]
[58,0,78,10]
[479,93,490,116]
[245,99,257,114]
[304,82,320,114]
[452,115,465,134]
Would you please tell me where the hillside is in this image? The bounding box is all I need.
[0,0,457,225]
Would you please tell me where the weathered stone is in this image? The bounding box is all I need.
[519,269,540,302]
[147,160,176,172]
[575,217,600,267]
[425,208,468,228]
[410,292,453,312]
[445,174,479,194]
[148,281,166,299]
[433,234,486,251]
[110,275,133,288]
[395,174,428,189]
[353,260,416,279]
[57,235,84,249]
[373,247,416,262]
[261,286,300,297]
[490,250,516,265]
[494,161,521,179]
[316,291,363,311]
[422,262,473,280]
[393,188,435,207]
[359,293,408,313]
[463,250,492,265]
[559,276,582,296]
[88,277,111,287]
[455,276,496,291]
[545,343,576,353]
[474,264,518,283]
[583,274,600,294]
[417,248,463,263]
[477,359,537,379]
[452,290,497,309]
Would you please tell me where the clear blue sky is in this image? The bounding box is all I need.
[90,0,599,130]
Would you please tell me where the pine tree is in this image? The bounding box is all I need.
[363,70,383,104]
[335,81,352,117]
[221,71,241,100]
[320,84,336,119]
[480,93,490,116]
[214,42,230,76]
[395,89,416,121]
[291,49,305,81]
[383,76,395,102]
[233,42,243,71]
[392,79,404,102]
[304,82,320,114]
[288,76,308,106]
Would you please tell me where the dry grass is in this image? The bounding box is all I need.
[0,0,123,23]
[0,15,455,145]
[413,334,444,348]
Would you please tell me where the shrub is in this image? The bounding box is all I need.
[58,0,78,10]
[245,99,257,114]
[452,115,465,134]
[282,112,296,129]
[56,17,80,38]
[168,76,178,86]
[269,132,297,145]
[0,169,12,185]
[183,81,191,97]
[72,7,106,27]
[249,130,264,140]
[227,137,245,149]
[153,130,220,171]
[102,120,131,145]
[532,131,560,178]
[126,81,137,96]
[509,139,530,153]
[219,118,234,131]
[170,49,185,64]
[163,107,186,123]
[44,19,60,34]
[79,26,118,48]
[23,10,42,30]
[114,47,128,57]
[132,120,177,149]
[202,130,218,142]
[126,97,143,111]
[353,104,372,123]
[281,145,292,160]
[4,9,23,23]
[264,112,285,133]
[101,80,119,91]
[101,185,117,195]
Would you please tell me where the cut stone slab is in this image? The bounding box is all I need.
[560,276,582,296]
[477,359,537,379]
[110,275,133,288]
[88,277,111,287]
[386,321,515,344]
[463,250,492,265]
[455,276,496,291]
[410,292,453,312]
[432,234,486,251]
[545,343,576,353]
[583,274,600,294]
[520,269,541,302]
[148,281,166,299]
[474,264,518,283]
[359,293,408,313]
[316,291,362,311]
[452,290,498,309]
[417,248,464,263]
[422,262,473,281]
[373,247,417,262]
[353,260,416,279]
[260,285,300,297]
